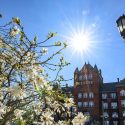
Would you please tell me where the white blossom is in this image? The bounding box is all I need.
[14,109,25,119]
[9,85,26,100]
[41,47,48,55]
[64,98,74,108]
[0,102,6,119]
[40,110,54,125]
[72,112,88,125]
[10,26,20,37]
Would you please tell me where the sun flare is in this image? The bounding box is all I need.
[70,31,91,53]
[60,20,98,58]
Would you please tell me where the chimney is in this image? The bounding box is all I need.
[99,69,102,75]
[117,78,119,83]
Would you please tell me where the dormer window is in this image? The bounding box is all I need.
[120,90,125,96]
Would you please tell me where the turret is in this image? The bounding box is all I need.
[94,64,98,71]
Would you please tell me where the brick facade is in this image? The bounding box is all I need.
[73,63,125,125]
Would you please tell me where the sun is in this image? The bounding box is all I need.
[59,20,98,58]
[70,30,91,54]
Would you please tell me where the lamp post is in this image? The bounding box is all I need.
[116,14,125,40]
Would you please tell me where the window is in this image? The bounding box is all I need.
[103,112,109,118]
[83,74,87,80]
[120,90,125,96]
[83,102,88,107]
[111,93,116,99]
[121,100,125,107]
[88,74,92,80]
[89,101,94,107]
[111,102,117,109]
[78,93,82,99]
[78,102,82,108]
[112,112,118,118]
[102,93,107,99]
[90,81,93,84]
[89,92,94,98]
[83,93,88,98]
[79,75,82,81]
[113,121,118,125]
[84,112,90,116]
[103,121,109,125]
[123,111,125,117]
[74,74,77,80]
[102,102,108,109]
[123,120,125,125]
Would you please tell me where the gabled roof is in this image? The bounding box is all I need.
[101,82,117,92]
[81,62,93,72]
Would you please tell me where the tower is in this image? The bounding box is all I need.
[74,62,103,122]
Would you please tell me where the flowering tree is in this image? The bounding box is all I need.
[0,17,88,125]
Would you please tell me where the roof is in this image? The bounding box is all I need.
[101,82,117,92]
[116,78,125,86]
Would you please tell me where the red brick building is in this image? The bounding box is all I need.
[73,62,125,125]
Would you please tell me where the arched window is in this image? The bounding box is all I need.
[83,102,88,107]
[103,112,109,118]
[112,112,118,118]
[120,90,125,96]
[83,74,87,80]
[83,93,88,98]
[89,101,94,107]
[111,102,117,109]
[89,92,94,98]
[88,73,92,80]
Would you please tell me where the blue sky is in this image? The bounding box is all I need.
[1,0,125,85]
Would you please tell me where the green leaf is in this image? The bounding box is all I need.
[47,32,57,39]
[34,36,38,42]
[55,41,61,46]
[63,42,68,48]
[12,17,21,25]
[19,35,24,41]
